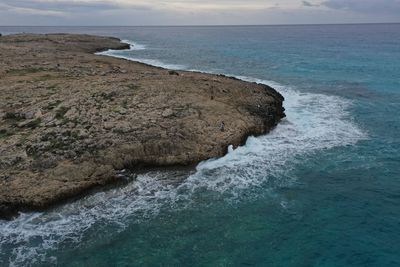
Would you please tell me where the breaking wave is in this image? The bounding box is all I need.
[121,40,147,51]
[97,40,187,70]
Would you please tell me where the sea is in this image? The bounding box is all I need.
[0,24,399,267]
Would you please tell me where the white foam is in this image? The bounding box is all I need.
[0,46,368,266]
[122,57,187,70]
[98,52,187,70]
[97,39,187,70]
[121,39,147,51]
[1,174,176,266]
[183,77,367,194]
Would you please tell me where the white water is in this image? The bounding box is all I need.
[1,41,367,266]
[121,40,147,50]
[97,40,187,70]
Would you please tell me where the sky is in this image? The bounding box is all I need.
[0,0,399,26]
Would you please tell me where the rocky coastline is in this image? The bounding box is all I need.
[0,33,285,219]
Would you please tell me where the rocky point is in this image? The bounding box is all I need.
[0,33,285,219]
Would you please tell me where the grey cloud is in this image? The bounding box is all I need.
[0,0,399,26]
[0,0,152,13]
[302,1,318,7]
[322,0,400,15]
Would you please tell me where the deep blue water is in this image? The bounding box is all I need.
[0,24,399,267]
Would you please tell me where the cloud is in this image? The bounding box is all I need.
[302,1,318,7]
[0,2,66,16]
[322,0,400,15]
[0,0,300,13]
[0,0,399,25]
[0,0,153,14]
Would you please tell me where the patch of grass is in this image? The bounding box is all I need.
[25,118,42,129]
[67,118,79,125]
[47,134,78,152]
[100,91,117,101]
[62,130,80,140]
[34,74,54,82]
[46,84,59,91]
[46,100,62,110]
[0,129,14,138]
[40,132,54,142]
[6,67,45,76]
[55,106,70,120]
[60,117,79,126]
[126,84,140,90]
[49,139,66,150]
[25,143,42,159]
[28,135,72,155]
[122,100,128,109]
[92,91,117,101]
[4,112,25,121]
[16,133,31,147]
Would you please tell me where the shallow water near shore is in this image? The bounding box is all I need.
[1,24,400,266]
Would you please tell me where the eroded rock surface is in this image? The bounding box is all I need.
[0,33,285,219]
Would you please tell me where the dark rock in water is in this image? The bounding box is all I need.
[0,204,18,220]
[0,33,285,220]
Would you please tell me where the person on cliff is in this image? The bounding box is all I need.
[220,121,225,132]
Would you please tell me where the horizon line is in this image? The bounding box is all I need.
[1,22,399,27]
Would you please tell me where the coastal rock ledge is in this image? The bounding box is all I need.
[0,33,285,219]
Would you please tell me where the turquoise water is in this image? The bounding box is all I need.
[0,24,399,266]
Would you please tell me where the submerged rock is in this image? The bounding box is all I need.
[0,33,285,219]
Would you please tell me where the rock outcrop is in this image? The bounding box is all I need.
[0,33,285,219]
